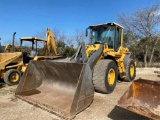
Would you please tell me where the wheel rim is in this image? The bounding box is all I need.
[10,73,19,82]
[130,65,135,77]
[108,68,115,86]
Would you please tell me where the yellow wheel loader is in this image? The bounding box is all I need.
[0,28,61,85]
[71,22,136,93]
[15,22,136,119]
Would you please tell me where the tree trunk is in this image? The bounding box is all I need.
[144,44,148,67]
[149,46,155,67]
[148,38,159,67]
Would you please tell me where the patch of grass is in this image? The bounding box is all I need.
[0,89,16,96]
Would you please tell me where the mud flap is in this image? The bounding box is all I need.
[15,60,94,119]
[118,79,160,120]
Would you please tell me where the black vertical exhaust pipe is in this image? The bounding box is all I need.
[12,32,16,52]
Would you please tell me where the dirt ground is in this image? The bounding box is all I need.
[0,68,159,120]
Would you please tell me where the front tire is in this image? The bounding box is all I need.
[93,60,118,94]
[4,69,21,86]
[124,59,136,82]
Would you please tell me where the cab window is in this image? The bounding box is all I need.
[115,27,121,51]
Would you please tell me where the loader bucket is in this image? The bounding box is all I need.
[15,60,94,119]
[118,79,160,120]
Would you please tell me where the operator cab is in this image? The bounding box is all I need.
[87,22,124,51]
[20,37,47,63]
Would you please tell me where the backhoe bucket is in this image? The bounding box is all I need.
[118,79,160,120]
[15,60,94,119]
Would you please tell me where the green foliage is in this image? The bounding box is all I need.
[0,46,4,53]
[56,40,66,55]
[153,50,160,62]
[126,36,160,66]
[21,46,32,53]
[37,48,45,56]
[56,40,76,57]
[118,3,160,67]
[63,46,76,57]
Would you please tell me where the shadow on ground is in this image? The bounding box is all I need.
[0,79,5,89]
[108,106,150,120]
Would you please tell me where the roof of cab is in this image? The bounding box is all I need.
[20,37,47,42]
[88,22,124,29]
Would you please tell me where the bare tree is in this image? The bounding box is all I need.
[118,3,160,67]
[148,35,160,66]
[34,30,46,38]
[69,29,88,48]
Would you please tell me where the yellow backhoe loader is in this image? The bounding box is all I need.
[0,28,61,85]
[15,22,136,119]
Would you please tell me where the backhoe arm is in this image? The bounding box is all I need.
[46,28,58,55]
[4,44,12,53]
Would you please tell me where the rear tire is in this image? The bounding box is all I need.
[124,59,136,82]
[93,60,118,94]
[4,69,21,86]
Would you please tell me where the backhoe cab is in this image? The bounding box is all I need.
[20,37,46,56]
[19,37,47,63]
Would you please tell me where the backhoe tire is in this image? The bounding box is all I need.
[93,60,118,94]
[4,69,21,86]
[124,59,136,82]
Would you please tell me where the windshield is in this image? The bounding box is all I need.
[20,40,44,56]
[90,25,115,47]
